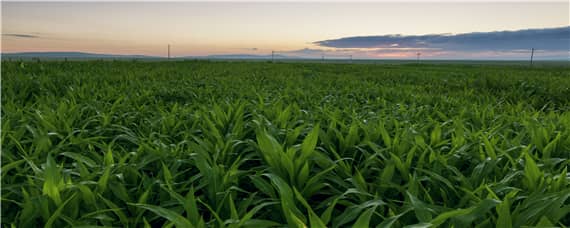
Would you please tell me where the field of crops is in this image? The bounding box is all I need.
[2,60,570,227]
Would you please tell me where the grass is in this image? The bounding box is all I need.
[2,60,570,227]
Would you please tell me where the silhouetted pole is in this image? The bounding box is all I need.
[321,54,324,63]
[350,55,353,64]
[271,51,275,63]
[168,44,171,60]
[416,52,421,64]
[530,48,534,66]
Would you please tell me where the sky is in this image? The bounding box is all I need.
[2,1,569,59]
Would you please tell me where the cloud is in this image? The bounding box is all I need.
[279,47,444,59]
[237,47,258,51]
[3,33,40,39]
[313,27,570,52]
[280,48,360,57]
[281,48,326,55]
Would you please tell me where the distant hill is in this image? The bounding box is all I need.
[2,52,158,59]
[185,54,294,60]
[1,52,300,60]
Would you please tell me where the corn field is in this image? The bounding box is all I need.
[2,60,570,227]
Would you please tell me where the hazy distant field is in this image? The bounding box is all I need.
[3,55,570,67]
[2,61,570,227]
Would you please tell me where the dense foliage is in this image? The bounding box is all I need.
[2,60,570,227]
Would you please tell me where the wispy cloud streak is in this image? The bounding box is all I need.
[3,33,40,39]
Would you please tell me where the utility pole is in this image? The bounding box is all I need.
[271,50,275,63]
[349,55,353,64]
[321,54,324,63]
[168,44,171,60]
[416,52,421,64]
[530,48,534,66]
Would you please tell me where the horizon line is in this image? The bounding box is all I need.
[2,51,569,61]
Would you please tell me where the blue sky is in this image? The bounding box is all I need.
[2,1,569,59]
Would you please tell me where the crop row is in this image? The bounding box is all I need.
[2,61,569,227]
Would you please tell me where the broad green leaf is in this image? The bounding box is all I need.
[353,206,376,228]
[130,203,194,228]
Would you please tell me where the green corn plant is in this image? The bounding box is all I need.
[2,60,570,227]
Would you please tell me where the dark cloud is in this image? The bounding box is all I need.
[3,33,40,39]
[314,27,570,52]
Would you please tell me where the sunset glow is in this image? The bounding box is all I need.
[2,1,569,59]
